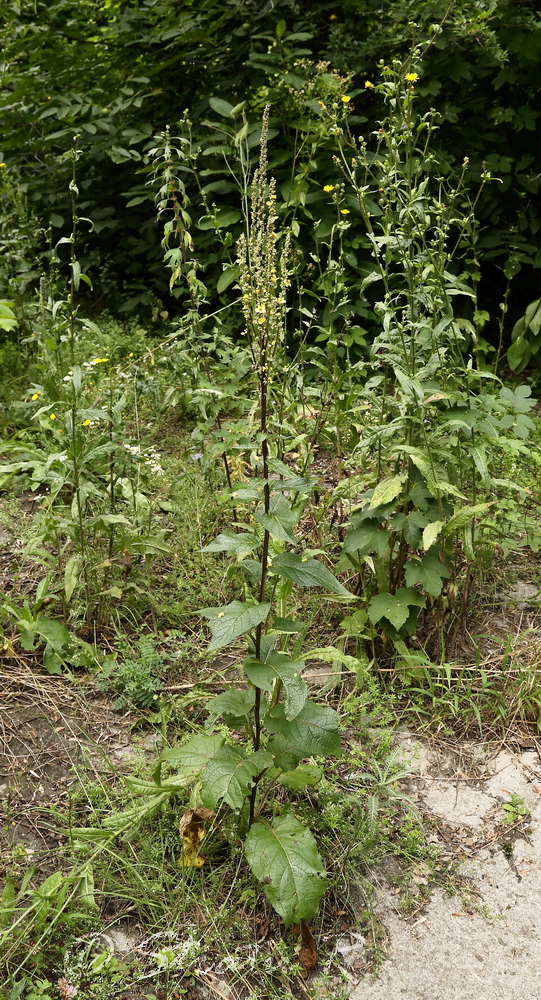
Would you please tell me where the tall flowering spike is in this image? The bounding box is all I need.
[237,105,290,364]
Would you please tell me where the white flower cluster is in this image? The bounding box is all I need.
[123,442,163,475]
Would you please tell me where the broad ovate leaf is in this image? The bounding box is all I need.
[202,747,273,811]
[244,814,327,925]
[200,601,271,651]
[266,701,341,771]
[270,553,351,597]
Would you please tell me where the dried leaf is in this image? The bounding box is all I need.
[298,919,317,975]
[178,807,215,868]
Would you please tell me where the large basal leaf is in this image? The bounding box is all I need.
[245,652,308,720]
[200,601,271,651]
[161,733,225,774]
[201,747,274,811]
[270,553,351,597]
[368,587,426,631]
[266,701,341,771]
[244,814,327,925]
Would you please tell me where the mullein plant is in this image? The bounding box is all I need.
[90,108,354,950]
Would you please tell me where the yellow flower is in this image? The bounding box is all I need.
[31,392,41,400]
[364,80,374,89]
[91,357,109,364]
[50,413,57,420]
[341,95,351,103]
[323,184,335,192]
[329,13,337,19]
[340,208,350,215]
[0,163,6,168]
[82,419,91,426]
[405,72,419,82]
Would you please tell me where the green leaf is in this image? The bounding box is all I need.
[202,531,260,559]
[206,688,255,727]
[278,763,323,791]
[276,18,287,39]
[197,208,241,230]
[244,814,327,925]
[443,502,493,536]
[200,601,271,651]
[422,520,445,551]
[63,554,81,602]
[256,497,298,542]
[217,265,240,292]
[368,588,425,631]
[208,97,234,118]
[405,550,451,598]
[369,474,407,507]
[343,522,389,557]
[270,553,351,597]
[507,336,531,372]
[161,733,224,773]
[202,747,273,811]
[245,651,307,720]
[17,615,71,654]
[266,701,341,770]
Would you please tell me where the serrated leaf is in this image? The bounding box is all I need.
[200,601,271,651]
[443,502,493,536]
[405,550,451,598]
[206,688,255,727]
[202,530,260,559]
[422,520,445,551]
[369,474,407,508]
[368,588,425,631]
[343,522,389,557]
[270,553,351,596]
[161,733,225,773]
[202,747,273,811]
[266,701,341,770]
[244,815,327,925]
[245,652,307,720]
[256,497,298,542]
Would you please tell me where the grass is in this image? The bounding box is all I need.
[2,316,541,999]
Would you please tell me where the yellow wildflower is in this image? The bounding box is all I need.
[31,392,41,400]
[91,357,109,364]
[341,95,351,104]
[82,419,91,426]
[340,208,350,215]
[405,72,419,82]
[0,163,6,168]
[329,13,337,19]
[323,184,335,192]
[364,80,374,89]
[50,413,57,420]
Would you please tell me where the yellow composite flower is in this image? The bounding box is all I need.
[405,72,419,82]
[0,163,6,168]
[341,95,351,103]
[365,80,374,88]
[50,413,57,419]
[340,208,350,215]
[82,419,91,426]
[329,13,337,19]
[91,357,109,364]
[323,184,335,192]
[31,392,41,400]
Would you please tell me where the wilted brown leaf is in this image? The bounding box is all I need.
[298,918,317,975]
[178,806,215,868]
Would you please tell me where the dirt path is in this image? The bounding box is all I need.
[351,738,541,1000]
